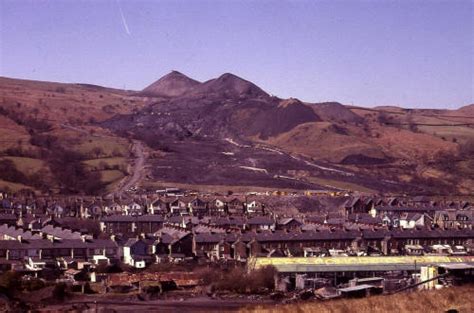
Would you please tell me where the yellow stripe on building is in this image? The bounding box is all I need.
[251,256,474,269]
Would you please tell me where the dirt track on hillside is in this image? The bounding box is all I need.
[111,140,147,196]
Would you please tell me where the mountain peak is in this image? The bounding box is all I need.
[217,72,241,80]
[278,98,303,108]
[190,72,270,99]
[141,71,200,97]
[166,70,188,77]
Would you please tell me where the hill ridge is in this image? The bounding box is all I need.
[141,71,201,97]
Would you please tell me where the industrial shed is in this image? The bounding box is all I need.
[251,256,474,291]
[250,256,474,273]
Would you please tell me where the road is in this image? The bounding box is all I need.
[58,123,148,197]
[111,140,147,197]
[225,137,354,176]
[44,296,272,313]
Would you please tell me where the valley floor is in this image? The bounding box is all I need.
[16,284,474,313]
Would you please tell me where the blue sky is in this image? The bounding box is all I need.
[0,0,472,108]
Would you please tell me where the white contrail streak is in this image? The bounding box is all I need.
[116,0,131,35]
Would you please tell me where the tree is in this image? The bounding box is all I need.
[211,266,277,294]
[408,120,418,132]
[0,271,21,297]
[55,86,66,93]
[92,147,104,159]
[112,148,123,157]
[52,283,67,301]
[459,139,474,156]
[377,112,390,125]
[98,161,108,170]
[0,159,27,183]
[406,113,419,133]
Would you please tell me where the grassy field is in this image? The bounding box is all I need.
[306,177,378,194]
[0,179,37,193]
[100,170,125,183]
[417,124,474,143]
[241,285,474,313]
[0,156,47,175]
[83,157,128,170]
[83,157,128,189]
[74,136,129,158]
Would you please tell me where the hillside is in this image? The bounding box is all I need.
[456,103,474,115]
[309,102,363,124]
[188,73,270,99]
[1,73,474,195]
[0,77,144,195]
[140,71,201,97]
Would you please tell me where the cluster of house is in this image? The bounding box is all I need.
[0,191,473,273]
[0,192,266,218]
[103,213,473,267]
[0,223,117,272]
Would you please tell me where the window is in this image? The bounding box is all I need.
[59,248,70,256]
[457,215,467,221]
[27,249,39,257]
[106,248,116,255]
[75,249,85,256]
[8,250,19,259]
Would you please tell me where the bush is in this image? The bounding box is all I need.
[111,148,124,157]
[0,159,27,184]
[146,262,198,273]
[22,278,45,291]
[92,147,104,158]
[30,134,57,149]
[215,267,248,293]
[209,266,277,294]
[3,147,29,157]
[195,267,215,286]
[95,262,125,273]
[52,283,67,301]
[55,87,66,93]
[49,147,105,195]
[0,271,21,290]
[459,139,474,156]
[377,112,390,125]
[249,265,277,292]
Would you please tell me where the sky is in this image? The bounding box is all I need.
[0,0,473,109]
